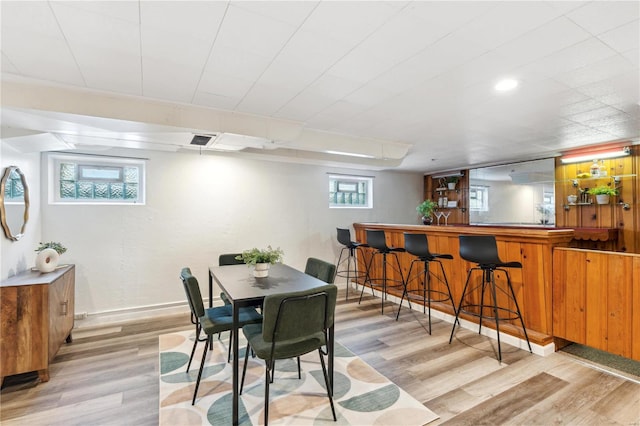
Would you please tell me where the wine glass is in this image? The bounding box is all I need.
[443,211,451,226]
[434,211,444,226]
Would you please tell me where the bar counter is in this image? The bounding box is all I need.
[353,223,575,347]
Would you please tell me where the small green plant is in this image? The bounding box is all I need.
[587,185,619,196]
[446,176,459,184]
[35,241,67,255]
[416,199,438,218]
[235,246,284,266]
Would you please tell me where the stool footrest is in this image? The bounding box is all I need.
[405,288,451,304]
[459,304,523,322]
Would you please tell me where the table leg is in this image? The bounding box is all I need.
[208,270,213,309]
[232,302,239,425]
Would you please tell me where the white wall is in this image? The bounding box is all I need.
[1,144,42,278]
[35,149,423,316]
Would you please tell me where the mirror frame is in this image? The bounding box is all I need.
[0,166,30,241]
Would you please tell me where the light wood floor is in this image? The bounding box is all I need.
[2,290,639,425]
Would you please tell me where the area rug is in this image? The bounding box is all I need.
[159,330,439,425]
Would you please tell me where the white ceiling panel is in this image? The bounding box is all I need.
[567,1,640,35]
[598,19,640,54]
[1,0,638,173]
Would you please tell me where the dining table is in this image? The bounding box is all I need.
[209,263,335,426]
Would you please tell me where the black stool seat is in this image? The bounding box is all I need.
[396,233,457,334]
[335,228,368,300]
[359,229,405,314]
[449,235,532,361]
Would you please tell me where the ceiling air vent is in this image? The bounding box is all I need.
[190,134,213,146]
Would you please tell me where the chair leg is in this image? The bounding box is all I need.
[425,261,432,335]
[437,260,459,326]
[450,269,474,343]
[359,252,377,304]
[240,343,251,395]
[488,271,503,361]
[264,359,272,426]
[395,259,416,320]
[297,356,301,379]
[478,270,490,334]
[502,269,533,353]
[192,334,211,405]
[227,331,233,363]
[187,325,201,373]
[318,349,337,421]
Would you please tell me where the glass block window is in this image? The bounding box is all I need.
[49,154,145,204]
[4,168,24,200]
[329,175,373,209]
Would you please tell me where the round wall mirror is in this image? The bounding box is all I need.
[0,166,30,241]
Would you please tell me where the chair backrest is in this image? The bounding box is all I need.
[366,229,389,251]
[219,253,244,266]
[458,235,502,265]
[404,233,431,258]
[336,228,352,247]
[180,267,205,318]
[305,257,336,284]
[262,284,337,343]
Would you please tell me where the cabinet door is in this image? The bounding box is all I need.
[0,285,48,377]
[48,269,75,361]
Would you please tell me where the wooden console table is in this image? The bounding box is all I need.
[1,264,75,382]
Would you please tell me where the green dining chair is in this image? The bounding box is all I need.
[239,284,338,426]
[179,267,262,405]
[304,257,337,284]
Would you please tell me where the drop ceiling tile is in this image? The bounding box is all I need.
[305,101,368,129]
[259,56,324,90]
[236,82,301,117]
[203,43,272,83]
[407,1,496,30]
[1,1,65,38]
[621,48,639,66]
[301,1,397,45]
[233,1,318,27]
[278,29,352,71]
[494,17,592,67]
[555,54,636,88]
[304,74,362,101]
[560,98,608,116]
[1,32,85,86]
[140,1,226,40]
[567,1,640,35]
[72,45,141,95]
[52,2,140,56]
[215,4,298,58]
[520,38,618,78]
[454,2,563,51]
[141,27,213,68]
[598,19,640,53]
[192,91,241,112]
[327,47,393,84]
[142,58,202,103]
[197,71,253,101]
[274,91,337,122]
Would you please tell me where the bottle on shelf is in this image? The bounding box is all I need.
[599,160,608,177]
[590,160,600,177]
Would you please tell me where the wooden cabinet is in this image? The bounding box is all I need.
[553,248,639,361]
[424,172,470,225]
[1,265,75,382]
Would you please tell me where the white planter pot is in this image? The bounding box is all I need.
[595,194,610,205]
[567,195,578,204]
[253,263,270,278]
[447,182,456,190]
[35,248,59,273]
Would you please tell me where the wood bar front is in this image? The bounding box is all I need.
[353,223,574,346]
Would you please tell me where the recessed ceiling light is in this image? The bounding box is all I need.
[495,78,518,92]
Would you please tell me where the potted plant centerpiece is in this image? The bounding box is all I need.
[235,246,284,277]
[34,241,67,273]
[416,199,438,225]
[587,185,619,205]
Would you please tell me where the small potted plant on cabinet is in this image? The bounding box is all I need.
[235,246,284,277]
[587,185,619,205]
[416,199,438,225]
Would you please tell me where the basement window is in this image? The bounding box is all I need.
[48,153,145,204]
[329,175,372,208]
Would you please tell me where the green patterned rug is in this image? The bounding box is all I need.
[159,330,438,425]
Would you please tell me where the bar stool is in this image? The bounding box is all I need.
[359,229,406,314]
[335,227,368,301]
[396,233,457,334]
[449,235,532,361]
